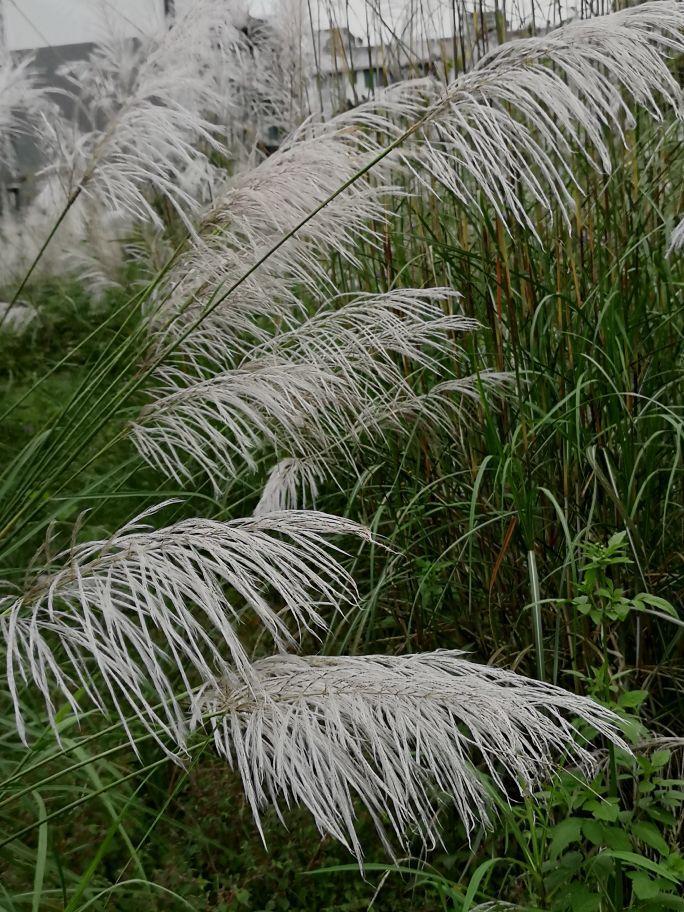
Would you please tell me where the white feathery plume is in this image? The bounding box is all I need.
[178,285,472,377]
[139,5,681,490]
[1,0,242,289]
[285,3,684,237]
[132,362,359,491]
[0,300,38,334]
[248,372,514,514]
[206,136,392,283]
[157,80,451,329]
[668,217,684,255]
[254,459,324,516]
[0,175,128,296]
[197,651,627,862]
[352,370,516,438]
[0,503,370,751]
[135,289,483,490]
[394,2,684,237]
[217,0,315,154]
[39,0,240,229]
[151,133,401,351]
[0,52,48,162]
[252,288,476,368]
[144,77,426,351]
[150,4,683,356]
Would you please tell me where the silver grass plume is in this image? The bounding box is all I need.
[132,361,358,489]
[0,52,51,161]
[143,72,436,352]
[38,0,240,229]
[390,2,684,237]
[249,371,514,515]
[282,3,684,239]
[141,3,684,456]
[669,217,684,254]
[218,0,315,154]
[0,503,370,751]
[197,651,627,862]
[254,459,324,516]
[0,175,128,295]
[133,289,495,492]
[149,129,404,351]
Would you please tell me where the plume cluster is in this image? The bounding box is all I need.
[1,503,370,751]
[135,3,684,500]
[0,2,679,867]
[199,651,627,861]
[0,175,129,296]
[1,0,320,291]
[254,458,324,515]
[38,0,240,228]
[396,4,684,236]
[218,0,316,152]
[147,127,403,350]
[133,288,492,495]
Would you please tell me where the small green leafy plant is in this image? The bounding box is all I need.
[572,532,677,628]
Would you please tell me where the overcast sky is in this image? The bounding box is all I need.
[2,0,562,50]
[4,0,165,48]
[3,0,446,49]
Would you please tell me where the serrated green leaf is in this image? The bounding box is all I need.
[582,820,605,845]
[602,826,632,852]
[627,871,661,900]
[585,798,620,822]
[636,594,678,617]
[632,821,670,855]
[642,807,676,826]
[549,818,584,860]
[565,883,601,912]
[619,690,649,709]
[640,898,684,911]
[600,851,681,884]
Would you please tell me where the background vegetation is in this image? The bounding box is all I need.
[0,2,682,909]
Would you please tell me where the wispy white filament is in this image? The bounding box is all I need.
[1,503,370,752]
[134,289,487,491]
[668,217,684,255]
[0,53,48,162]
[199,651,627,862]
[38,0,240,229]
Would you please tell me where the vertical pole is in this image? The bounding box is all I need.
[0,0,11,213]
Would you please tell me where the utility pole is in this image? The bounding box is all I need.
[0,0,12,213]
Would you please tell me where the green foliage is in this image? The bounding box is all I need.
[571,533,678,628]
[0,40,682,912]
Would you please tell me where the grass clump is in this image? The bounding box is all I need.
[0,2,682,909]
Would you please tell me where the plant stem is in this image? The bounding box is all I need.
[0,186,82,330]
[528,548,545,681]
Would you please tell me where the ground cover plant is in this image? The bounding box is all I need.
[0,0,682,908]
